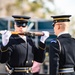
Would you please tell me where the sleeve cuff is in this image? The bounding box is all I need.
[39,42,46,50]
[0,44,8,52]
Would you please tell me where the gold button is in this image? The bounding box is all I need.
[32,60,34,63]
[26,70,29,73]
[26,61,28,63]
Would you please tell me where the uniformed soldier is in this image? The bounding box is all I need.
[49,15,75,75]
[0,15,49,75]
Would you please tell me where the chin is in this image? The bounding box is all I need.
[22,28,27,32]
[19,30,24,32]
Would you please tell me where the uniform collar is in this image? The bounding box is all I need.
[19,35,27,42]
[57,31,69,37]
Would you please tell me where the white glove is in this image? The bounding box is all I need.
[1,30,11,46]
[40,31,49,43]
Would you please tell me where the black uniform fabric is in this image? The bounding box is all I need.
[49,34,75,75]
[33,72,39,75]
[0,34,46,75]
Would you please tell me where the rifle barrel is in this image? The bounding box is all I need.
[0,31,45,36]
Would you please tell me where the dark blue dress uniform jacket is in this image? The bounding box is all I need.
[49,34,75,75]
[0,34,46,75]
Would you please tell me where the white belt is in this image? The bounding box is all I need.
[59,68,74,73]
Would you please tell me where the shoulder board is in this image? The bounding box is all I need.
[51,39,57,43]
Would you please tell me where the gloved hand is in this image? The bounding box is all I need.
[1,30,11,46]
[40,31,49,43]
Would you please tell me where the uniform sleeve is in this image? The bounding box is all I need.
[0,44,12,63]
[0,35,17,63]
[27,37,46,63]
[33,41,46,63]
[49,40,60,75]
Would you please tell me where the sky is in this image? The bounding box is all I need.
[29,0,75,17]
[54,0,75,16]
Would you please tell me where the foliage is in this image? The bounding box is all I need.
[3,0,55,19]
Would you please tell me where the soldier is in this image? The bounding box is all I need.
[0,15,49,75]
[49,15,75,75]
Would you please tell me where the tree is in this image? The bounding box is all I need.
[1,0,56,19]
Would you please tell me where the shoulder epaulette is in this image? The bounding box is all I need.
[51,39,57,43]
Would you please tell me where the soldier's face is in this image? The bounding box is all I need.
[14,24,28,33]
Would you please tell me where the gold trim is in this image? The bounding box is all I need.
[54,18,69,20]
[15,18,28,21]
[0,49,8,52]
[14,67,32,73]
[39,46,45,50]
[14,69,27,72]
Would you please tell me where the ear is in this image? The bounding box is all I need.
[14,24,16,28]
[58,25,60,29]
[14,24,17,28]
